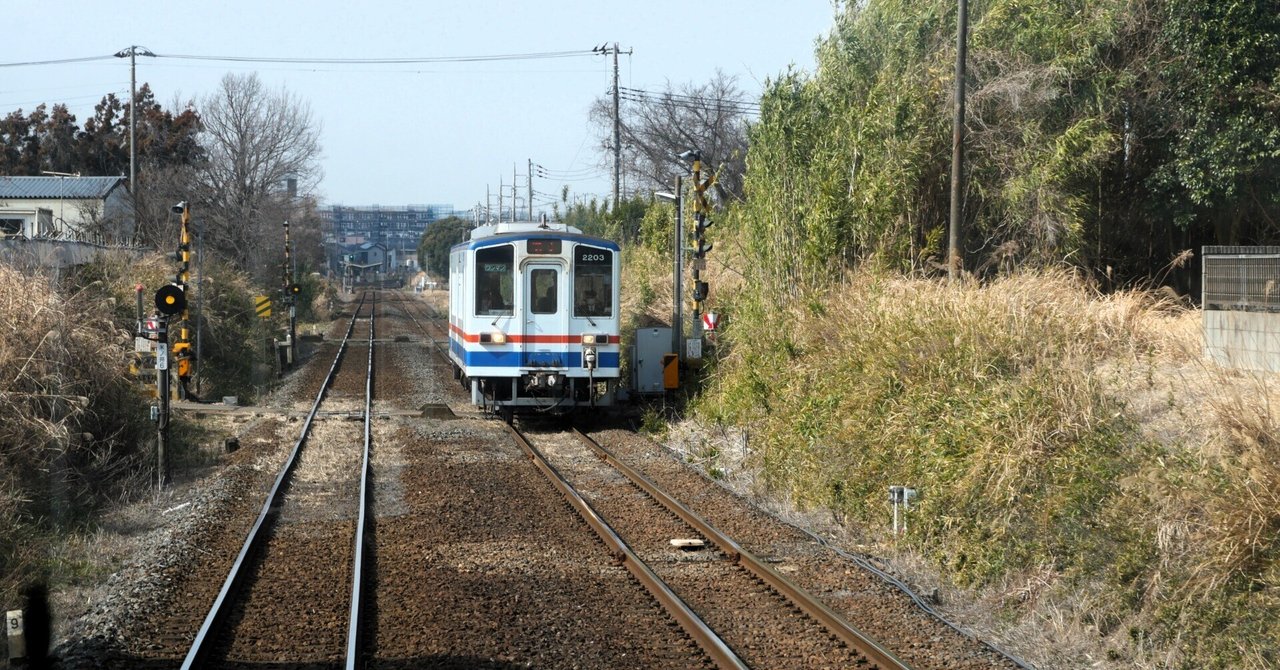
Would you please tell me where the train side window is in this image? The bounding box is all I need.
[531,269,557,314]
[475,245,514,316]
[574,246,613,318]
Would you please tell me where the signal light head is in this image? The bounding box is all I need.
[154,284,186,315]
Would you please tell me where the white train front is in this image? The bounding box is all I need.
[448,221,621,416]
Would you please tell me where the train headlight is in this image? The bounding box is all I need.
[581,333,608,345]
[479,331,507,344]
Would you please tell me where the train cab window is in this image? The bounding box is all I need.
[574,246,613,318]
[531,269,558,314]
[475,245,514,316]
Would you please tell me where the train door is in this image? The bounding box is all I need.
[523,263,567,367]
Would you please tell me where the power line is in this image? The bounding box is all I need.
[619,86,760,115]
[0,55,117,68]
[152,49,598,65]
[619,91,760,115]
[0,48,600,69]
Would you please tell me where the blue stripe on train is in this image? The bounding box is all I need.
[449,338,620,369]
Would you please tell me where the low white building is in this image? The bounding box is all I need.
[0,176,133,244]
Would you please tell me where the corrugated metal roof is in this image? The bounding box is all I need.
[0,176,126,199]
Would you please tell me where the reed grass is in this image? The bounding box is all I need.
[621,260,1280,669]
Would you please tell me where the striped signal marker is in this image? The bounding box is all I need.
[255,295,272,319]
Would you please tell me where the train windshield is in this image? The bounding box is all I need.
[573,246,613,318]
[475,245,514,316]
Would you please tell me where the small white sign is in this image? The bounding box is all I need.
[155,343,169,370]
[7,609,24,659]
[135,337,154,353]
[686,337,702,360]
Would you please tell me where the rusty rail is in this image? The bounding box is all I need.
[506,424,748,670]
[571,427,911,670]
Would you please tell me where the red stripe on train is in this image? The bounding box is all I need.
[449,323,618,344]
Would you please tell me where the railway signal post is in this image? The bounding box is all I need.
[171,202,194,398]
[283,220,298,367]
[153,283,186,488]
[688,151,715,356]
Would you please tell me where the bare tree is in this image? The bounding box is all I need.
[591,71,752,205]
[196,73,322,280]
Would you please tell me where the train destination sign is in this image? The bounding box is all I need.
[526,239,562,255]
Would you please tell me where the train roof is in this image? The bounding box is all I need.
[452,221,619,252]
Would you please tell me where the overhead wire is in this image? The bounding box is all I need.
[0,55,117,68]
[619,86,760,116]
[620,94,760,117]
[620,85,761,109]
[151,49,598,65]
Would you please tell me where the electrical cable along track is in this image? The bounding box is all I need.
[181,291,377,669]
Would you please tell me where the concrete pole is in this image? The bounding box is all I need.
[948,0,969,280]
[673,175,684,361]
[612,43,621,210]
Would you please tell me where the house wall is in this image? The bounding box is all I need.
[0,197,103,238]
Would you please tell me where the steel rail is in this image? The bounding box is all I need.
[345,291,375,668]
[396,292,451,360]
[181,292,372,669]
[505,424,748,670]
[570,428,912,670]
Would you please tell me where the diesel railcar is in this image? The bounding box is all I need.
[448,221,620,418]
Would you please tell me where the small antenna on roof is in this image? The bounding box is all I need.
[538,213,550,229]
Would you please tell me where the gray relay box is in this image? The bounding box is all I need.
[632,327,673,395]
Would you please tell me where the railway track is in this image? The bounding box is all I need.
[180,292,377,668]
[66,288,1024,669]
[509,424,912,670]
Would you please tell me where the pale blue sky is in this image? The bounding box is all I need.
[4,1,837,213]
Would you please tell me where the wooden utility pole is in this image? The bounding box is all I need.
[948,0,969,279]
[528,158,534,221]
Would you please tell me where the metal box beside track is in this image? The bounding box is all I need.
[632,327,673,394]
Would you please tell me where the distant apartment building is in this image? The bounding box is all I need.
[320,204,458,273]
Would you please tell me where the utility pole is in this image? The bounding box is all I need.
[948,0,969,280]
[593,42,631,210]
[113,46,154,194]
[513,164,518,222]
[527,158,534,221]
[673,176,684,361]
[612,43,621,210]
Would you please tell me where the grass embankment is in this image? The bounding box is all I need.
[0,258,151,607]
[625,255,1280,669]
[1,252,287,612]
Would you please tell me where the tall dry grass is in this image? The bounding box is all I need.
[0,259,150,606]
[672,267,1280,669]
